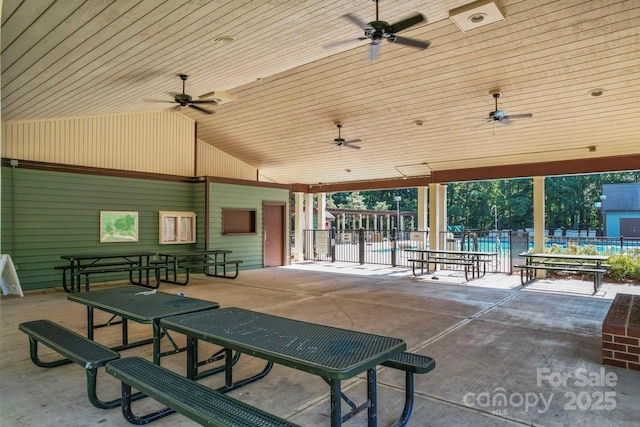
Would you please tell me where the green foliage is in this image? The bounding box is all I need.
[324,171,638,232]
[608,254,638,281]
[543,247,640,283]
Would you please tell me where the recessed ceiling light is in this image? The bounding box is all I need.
[589,88,606,97]
[449,0,505,32]
[413,120,424,126]
[469,13,487,23]
[345,169,352,173]
[214,36,234,44]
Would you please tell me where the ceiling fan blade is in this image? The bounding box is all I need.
[388,36,430,50]
[505,113,533,119]
[189,104,214,114]
[499,118,512,125]
[367,42,381,60]
[322,38,365,49]
[388,13,425,33]
[343,13,368,29]
[192,99,219,105]
[343,142,361,150]
[344,139,361,144]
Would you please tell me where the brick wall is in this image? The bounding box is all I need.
[602,293,640,371]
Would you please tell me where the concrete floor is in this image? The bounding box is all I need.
[1,263,639,427]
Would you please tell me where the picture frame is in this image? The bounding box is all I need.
[158,211,196,244]
[100,211,139,242]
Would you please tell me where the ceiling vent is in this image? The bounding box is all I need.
[449,0,505,32]
[199,90,236,105]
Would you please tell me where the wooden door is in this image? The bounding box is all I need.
[620,218,640,237]
[263,202,286,267]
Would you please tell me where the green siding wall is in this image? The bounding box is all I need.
[1,166,201,290]
[208,183,289,270]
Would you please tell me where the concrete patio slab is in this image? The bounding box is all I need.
[1,262,638,426]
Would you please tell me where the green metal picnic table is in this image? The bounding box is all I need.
[161,307,406,427]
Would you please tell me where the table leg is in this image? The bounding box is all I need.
[152,321,161,365]
[87,307,94,340]
[367,368,377,427]
[330,378,342,427]
[122,319,129,346]
[72,260,80,293]
[186,336,197,379]
[225,348,233,388]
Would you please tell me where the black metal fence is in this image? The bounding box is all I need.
[301,229,506,273]
[299,228,640,275]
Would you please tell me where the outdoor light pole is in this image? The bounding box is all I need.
[490,204,498,230]
[394,196,401,230]
[599,194,606,236]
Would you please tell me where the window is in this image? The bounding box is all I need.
[159,211,196,244]
[222,208,256,235]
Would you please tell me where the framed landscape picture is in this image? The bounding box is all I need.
[100,211,139,242]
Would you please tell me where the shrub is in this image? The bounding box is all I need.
[608,254,638,282]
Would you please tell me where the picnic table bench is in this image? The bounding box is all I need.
[106,356,299,426]
[58,252,160,292]
[515,252,610,293]
[156,250,243,285]
[18,319,140,409]
[381,352,436,427]
[405,249,497,281]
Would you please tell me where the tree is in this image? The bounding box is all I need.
[340,191,367,210]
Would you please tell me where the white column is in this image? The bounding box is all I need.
[533,176,546,278]
[429,184,448,250]
[304,193,314,260]
[294,192,305,261]
[386,215,391,230]
[417,186,428,233]
[304,193,314,229]
[318,193,327,229]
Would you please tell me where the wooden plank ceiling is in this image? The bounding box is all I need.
[2,0,639,186]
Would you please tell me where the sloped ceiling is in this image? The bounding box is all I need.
[2,0,639,186]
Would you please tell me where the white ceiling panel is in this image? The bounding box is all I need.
[2,0,639,185]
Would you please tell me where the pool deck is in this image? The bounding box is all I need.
[1,262,639,426]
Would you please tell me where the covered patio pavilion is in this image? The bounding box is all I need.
[2,264,640,426]
[2,1,640,426]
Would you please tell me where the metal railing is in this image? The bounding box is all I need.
[299,228,640,274]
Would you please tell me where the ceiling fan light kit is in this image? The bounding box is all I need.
[146,74,218,114]
[324,0,430,60]
[480,91,533,126]
[449,0,505,32]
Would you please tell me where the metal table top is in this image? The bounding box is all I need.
[518,252,610,261]
[405,248,497,256]
[161,307,406,380]
[157,249,232,257]
[67,286,220,324]
[61,251,157,261]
